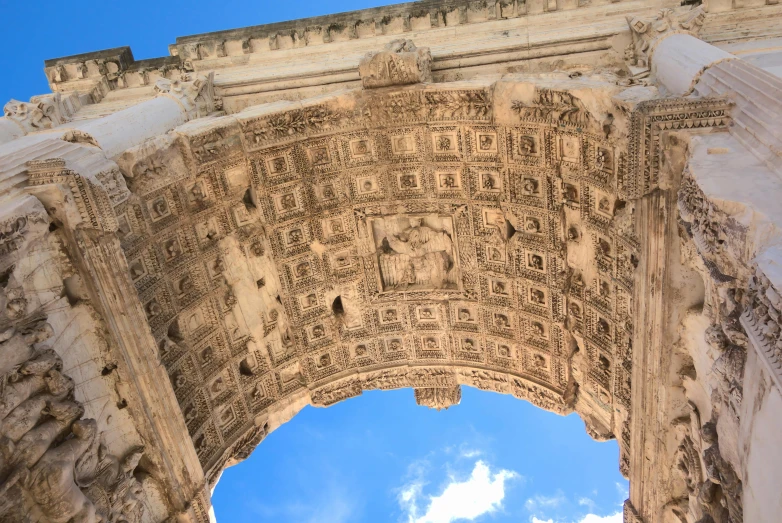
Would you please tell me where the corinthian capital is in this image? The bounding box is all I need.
[625,6,706,76]
[3,94,63,132]
[154,72,216,120]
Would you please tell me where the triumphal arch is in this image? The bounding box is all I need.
[1,0,782,521]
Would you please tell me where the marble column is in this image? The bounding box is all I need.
[66,74,215,158]
[637,7,782,176]
[652,34,735,96]
[66,96,186,157]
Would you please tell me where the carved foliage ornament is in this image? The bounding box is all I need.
[511,89,591,127]
[3,93,64,133]
[154,72,216,119]
[625,6,706,75]
[414,386,461,411]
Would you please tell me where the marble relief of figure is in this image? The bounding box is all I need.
[372,215,459,291]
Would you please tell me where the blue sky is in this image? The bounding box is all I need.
[0,0,400,103]
[1,2,628,521]
[212,387,626,523]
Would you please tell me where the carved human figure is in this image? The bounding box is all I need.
[16,419,100,523]
[699,421,743,523]
[13,400,84,470]
[0,353,63,420]
[0,322,54,376]
[376,217,456,290]
[0,373,74,443]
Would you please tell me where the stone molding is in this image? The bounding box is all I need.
[628,97,731,199]
[33,2,782,116]
[26,159,120,232]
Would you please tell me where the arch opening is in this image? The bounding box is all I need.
[211,387,628,523]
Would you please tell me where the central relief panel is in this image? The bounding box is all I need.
[371,214,460,292]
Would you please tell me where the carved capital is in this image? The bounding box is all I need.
[3,94,62,132]
[625,6,706,76]
[358,39,432,88]
[154,72,216,119]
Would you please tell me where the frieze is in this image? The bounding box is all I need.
[742,265,782,390]
[0,319,149,523]
[512,89,591,128]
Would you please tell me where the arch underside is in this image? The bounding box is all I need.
[115,76,640,480]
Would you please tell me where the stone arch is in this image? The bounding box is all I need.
[114,76,640,483]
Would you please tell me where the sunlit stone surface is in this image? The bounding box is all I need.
[1,0,782,521]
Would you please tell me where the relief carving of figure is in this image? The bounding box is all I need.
[372,216,458,291]
[23,419,99,523]
[358,39,432,88]
[697,421,743,523]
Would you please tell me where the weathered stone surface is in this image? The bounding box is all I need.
[2,1,782,522]
[358,39,432,88]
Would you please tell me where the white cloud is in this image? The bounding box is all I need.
[529,513,623,523]
[399,460,517,523]
[460,448,483,458]
[578,498,596,511]
[578,513,623,523]
[525,492,566,512]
